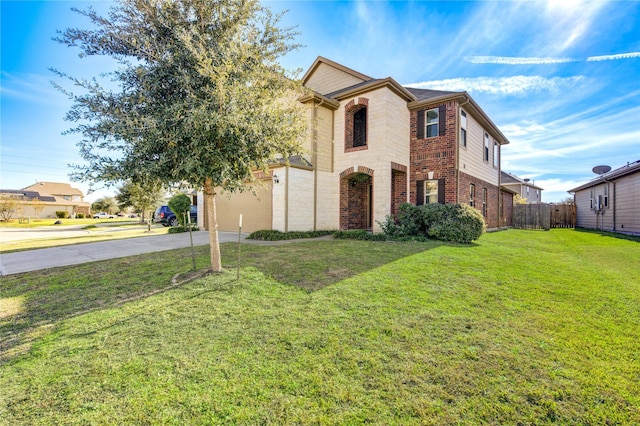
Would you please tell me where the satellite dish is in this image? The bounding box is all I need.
[592,165,611,175]
[523,178,530,182]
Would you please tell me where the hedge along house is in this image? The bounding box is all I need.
[207,57,510,233]
[568,160,640,235]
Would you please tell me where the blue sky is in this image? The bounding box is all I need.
[2,0,639,203]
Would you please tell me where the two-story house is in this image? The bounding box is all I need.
[209,57,510,233]
[500,171,544,203]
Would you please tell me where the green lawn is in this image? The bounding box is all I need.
[1,229,639,424]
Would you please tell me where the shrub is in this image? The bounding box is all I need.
[247,230,334,241]
[168,193,192,227]
[426,204,485,243]
[168,226,199,234]
[381,203,485,244]
[333,230,387,241]
[76,213,85,219]
[55,211,68,219]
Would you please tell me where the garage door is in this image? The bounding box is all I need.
[213,181,273,232]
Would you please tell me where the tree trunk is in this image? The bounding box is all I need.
[204,178,222,272]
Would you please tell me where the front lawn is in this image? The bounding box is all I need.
[1,229,638,424]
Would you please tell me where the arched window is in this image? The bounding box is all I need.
[353,108,367,147]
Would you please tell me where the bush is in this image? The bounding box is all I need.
[333,230,388,241]
[381,203,485,244]
[168,193,192,227]
[168,226,199,234]
[247,230,335,241]
[76,213,85,219]
[55,211,68,219]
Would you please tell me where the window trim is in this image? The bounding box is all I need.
[482,188,488,217]
[493,141,499,168]
[483,133,490,162]
[425,108,439,138]
[460,110,467,148]
[470,183,475,207]
[424,180,439,205]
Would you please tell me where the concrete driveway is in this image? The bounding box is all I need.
[0,230,244,276]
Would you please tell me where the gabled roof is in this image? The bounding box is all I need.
[568,160,640,192]
[302,56,372,86]
[301,57,511,145]
[22,181,84,197]
[324,77,416,102]
[501,171,544,190]
[405,87,462,102]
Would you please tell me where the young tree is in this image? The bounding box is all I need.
[54,0,308,272]
[0,194,21,222]
[116,180,165,222]
[91,197,118,214]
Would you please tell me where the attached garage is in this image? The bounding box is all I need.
[210,179,273,233]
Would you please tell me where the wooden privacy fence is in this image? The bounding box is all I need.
[513,203,575,230]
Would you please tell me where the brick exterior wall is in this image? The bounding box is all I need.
[458,171,500,228]
[340,174,373,230]
[391,169,407,220]
[409,101,458,205]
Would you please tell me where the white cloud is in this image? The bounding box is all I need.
[465,56,576,65]
[587,52,640,61]
[406,75,586,96]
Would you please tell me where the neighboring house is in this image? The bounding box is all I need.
[208,57,511,233]
[12,182,91,218]
[501,171,544,203]
[568,160,640,235]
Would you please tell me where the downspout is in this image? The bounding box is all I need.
[285,164,289,232]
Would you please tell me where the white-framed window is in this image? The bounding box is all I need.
[470,184,475,207]
[460,110,467,147]
[604,184,609,207]
[493,141,499,168]
[426,108,439,138]
[424,180,439,204]
[483,133,490,162]
[590,189,594,209]
[526,186,530,195]
[482,188,488,216]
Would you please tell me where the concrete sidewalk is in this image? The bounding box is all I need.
[0,231,244,276]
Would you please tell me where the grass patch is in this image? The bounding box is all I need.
[0,218,138,228]
[0,226,169,253]
[1,229,639,424]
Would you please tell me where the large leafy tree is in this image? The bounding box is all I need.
[54,0,308,272]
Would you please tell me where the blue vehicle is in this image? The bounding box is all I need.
[153,205,197,227]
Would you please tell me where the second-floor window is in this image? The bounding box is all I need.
[345,102,368,151]
[426,108,439,137]
[484,133,490,162]
[353,108,367,147]
[460,110,467,147]
[493,141,499,168]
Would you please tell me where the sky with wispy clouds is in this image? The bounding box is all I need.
[2,0,639,202]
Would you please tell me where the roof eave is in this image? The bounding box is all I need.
[408,92,510,145]
[298,92,340,110]
[330,77,417,102]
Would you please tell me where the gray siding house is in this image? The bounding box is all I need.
[501,171,543,203]
[568,160,640,235]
